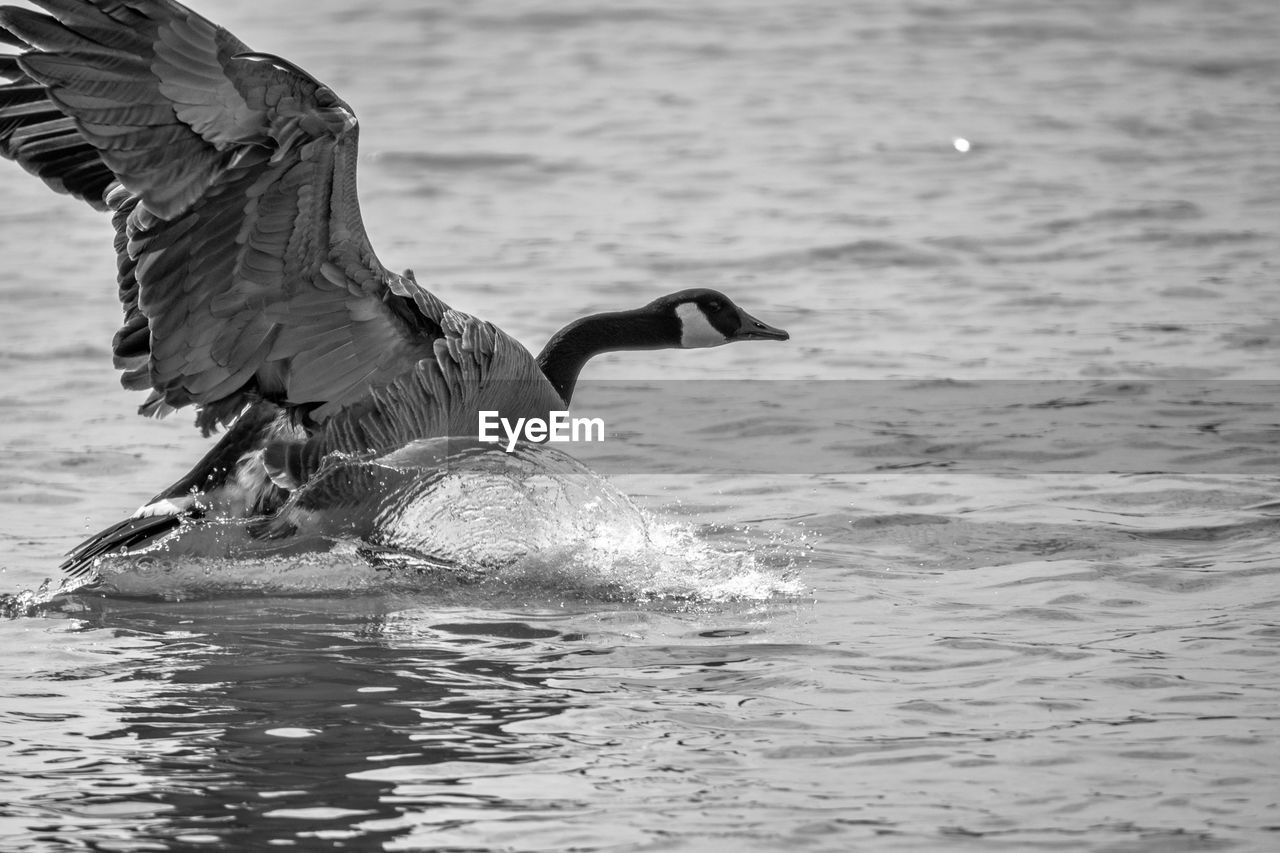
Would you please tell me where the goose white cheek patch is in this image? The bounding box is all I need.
[676,303,728,348]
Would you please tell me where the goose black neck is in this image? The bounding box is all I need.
[536,308,677,404]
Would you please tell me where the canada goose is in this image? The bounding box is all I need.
[0,0,789,578]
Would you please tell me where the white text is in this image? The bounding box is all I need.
[478,411,605,452]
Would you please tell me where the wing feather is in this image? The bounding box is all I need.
[0,7,101,54]
[2,0,564,457]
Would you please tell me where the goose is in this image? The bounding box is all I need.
[0,0,789,579]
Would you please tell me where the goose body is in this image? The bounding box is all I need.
[0,0,788,578]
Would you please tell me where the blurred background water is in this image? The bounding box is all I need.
[1,0,1278,850]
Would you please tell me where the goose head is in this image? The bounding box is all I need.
[647,288,790,348]
[536,288,789,403]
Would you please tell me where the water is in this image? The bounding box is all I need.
[2,0,1279,849]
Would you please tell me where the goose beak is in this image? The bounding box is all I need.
[732,311,790,342]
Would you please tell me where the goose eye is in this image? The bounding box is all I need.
[705,301,722,312]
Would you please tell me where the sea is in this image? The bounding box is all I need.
[1,0,1278,850]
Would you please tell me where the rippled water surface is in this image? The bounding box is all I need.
[2,0,1278,850]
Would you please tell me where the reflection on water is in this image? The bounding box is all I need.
[6,602,579,849]
[7,600,815,850]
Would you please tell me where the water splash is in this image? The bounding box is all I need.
[5,441,803,611]
[0,573,96,618]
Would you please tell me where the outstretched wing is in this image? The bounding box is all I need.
[0,0,478,433]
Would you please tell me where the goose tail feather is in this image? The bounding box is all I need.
[59,513,183,581]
